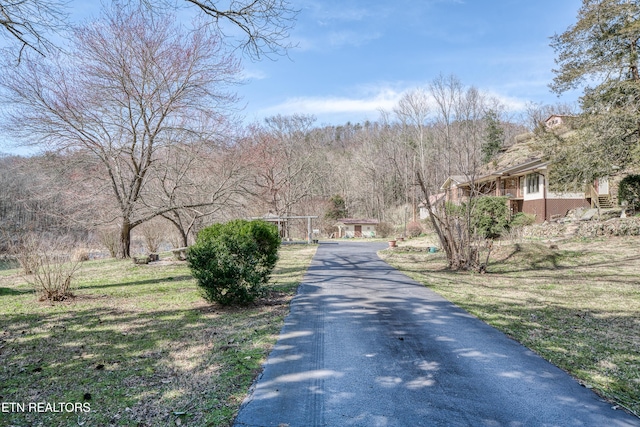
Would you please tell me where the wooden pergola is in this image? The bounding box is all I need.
[252,214,319,243]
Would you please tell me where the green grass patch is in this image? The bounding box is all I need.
[0,244,316,426]
[381,236,640,417]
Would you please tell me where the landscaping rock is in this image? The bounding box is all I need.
[524,217,640,239]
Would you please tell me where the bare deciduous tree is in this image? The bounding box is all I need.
[1,0,297,60]
[179,0,298,59]
[0,3,242,257]
[0,0,68,59]
[147,131,249,247]
[394,88,432,221]
[416,78,498,271]
[430,74,464,182]
[394,88,430,170]
[246,114,320,233]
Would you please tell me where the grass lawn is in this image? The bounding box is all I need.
[379,235,640,417]
[0,244,316,427]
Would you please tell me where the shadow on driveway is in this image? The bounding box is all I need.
[234,241,640,427]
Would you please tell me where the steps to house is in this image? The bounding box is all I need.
[597,195,614,209]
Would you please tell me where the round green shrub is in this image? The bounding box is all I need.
[618,174,640,210]
[510,212,536,228]
[187,219,281,306]
[471,196,510,239]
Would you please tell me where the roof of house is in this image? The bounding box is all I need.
[545,114,577,126]
[441,133,548,189]
[439,175,469,190]
[418,192,445,208]
[336,218,379,225]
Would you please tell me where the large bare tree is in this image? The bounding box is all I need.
[0,3,242,257]
[413,78,498,270]
[246,114,319,222]
[0,0,69,58]
[1,0,297,60]
[146,129,249,247]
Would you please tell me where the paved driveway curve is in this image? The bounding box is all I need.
[234,241,639,427]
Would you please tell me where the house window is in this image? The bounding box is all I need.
[526,173,540,194]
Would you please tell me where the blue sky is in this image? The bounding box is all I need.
[237,0,584,125]
[3,0,584,134]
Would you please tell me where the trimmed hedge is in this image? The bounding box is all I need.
[187,220,281,306]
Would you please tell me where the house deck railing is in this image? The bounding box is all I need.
[585,184,615,209]
[585,184,599,209]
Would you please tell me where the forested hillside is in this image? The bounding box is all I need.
[0,82,530,255]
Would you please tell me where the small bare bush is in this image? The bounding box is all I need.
[31,252,82,301]
[139,220,165,253]
[14,234,84,301]
[10,233,41,275]
[97,227,120,258]
[407,221,424,238]
[502,226,525,244]
[376,222,394,238]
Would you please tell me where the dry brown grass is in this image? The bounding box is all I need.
[380,235,640,416]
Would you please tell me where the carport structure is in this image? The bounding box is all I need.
[253,213,319,243]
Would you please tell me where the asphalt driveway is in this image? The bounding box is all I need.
[234,241,640,427]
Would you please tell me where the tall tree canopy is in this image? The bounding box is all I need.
[0,0,68,57]
[1,0,297,60]
[550,0,640,93]
[481,109,505,164]
[547,0,640,183]
[0,3,242,257]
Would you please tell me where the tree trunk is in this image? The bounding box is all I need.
[179,228,188,248]
[120,220,132,259]
[416,171,452,262]
[165,213,190,248]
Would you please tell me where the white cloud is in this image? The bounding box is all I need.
[247,83,544,126]
[241,69,268,81]
[328,30,382,48]
[483,90,530,112]
[262,87,404,118]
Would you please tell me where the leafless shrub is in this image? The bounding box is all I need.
[139,220,165,253]
[97,227,120,258]
[31,253,82,302]
[13,234,84,301]
[10,233,41,275]
[72,248,91,262]
[407,221,424,238]
[376,222,394,238]
[502,226,525,244]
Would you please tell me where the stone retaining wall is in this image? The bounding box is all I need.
[524,217,640,239]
